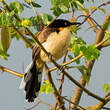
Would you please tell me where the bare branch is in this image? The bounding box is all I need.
[45,64,66,110]
[101,43,110,47]
[26,100,40,110]
[60,96,86,110]
[54,51,68,109]
[12,24,33,49]
[0,65,23,78]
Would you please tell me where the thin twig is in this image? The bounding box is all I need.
[60,96,86,110]
[77,15,102,31]
[26,100,40,110]
[38,98,54,109]
[26,98,54,110]
[77,1,110,27]
[45,64,66,110]
[101,42,110,47]
[54,51,68,109]
[30,2,40,17]
[49,53,83,72]
[0,65,23,78]
[12,24,33,49]
[59,51,68,95]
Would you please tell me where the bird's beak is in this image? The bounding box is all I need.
[70,22,81,26]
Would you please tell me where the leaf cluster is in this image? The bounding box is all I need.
[39,80,54,94]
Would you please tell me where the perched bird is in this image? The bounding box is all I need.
[20,19,81,102]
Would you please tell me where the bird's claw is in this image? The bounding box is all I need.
[48,52,53,60]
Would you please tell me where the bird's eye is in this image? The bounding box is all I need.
[64,22,67,25]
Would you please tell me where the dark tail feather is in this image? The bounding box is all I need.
[24,61,42,102]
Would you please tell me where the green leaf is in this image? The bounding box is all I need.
[72,44,80,56]
[99,8,106,14]
[50,0,69,16]
[9,10,15,17]
[9,1,24,15]
[69,36,86,64]
[22,3,31,9]
[31,2,41,8]
[76,65,91,85]
[30,16,41,31]
[75,1,85,10]
[78,0,84,4]
[103,83,110,93]
[90,6,96,12]
[1,25,11,53]
[39,85,46,94]
[71,1,78,9]
[69,36,86,48]
[52,8,62,16]
[103,20,110,31]
[39,80,54,94]
[80,45,100,60]
[24,0,34,3]
[40,13,53,25]
[10,27,20,40]
[0,12,11,26]
[90,6,106,14]
[87,0,94,2]
[60,5,69,13]
[21,19,32,27]
[68,54,73,60]
[104,29,110,43]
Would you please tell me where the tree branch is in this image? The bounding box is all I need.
[70,4,110,110]
[60,96,86,110]
[54,51,68,109]
[45,64,66,110]
[101,42,110,47]
[95,12,110,45]
[12,24,33,49]
[0,65,23,78]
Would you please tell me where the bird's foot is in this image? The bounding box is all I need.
[47,52,53,60]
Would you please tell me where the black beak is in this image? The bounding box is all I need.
[70,22,81,26]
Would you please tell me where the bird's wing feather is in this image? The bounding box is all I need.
[32,27,57,61]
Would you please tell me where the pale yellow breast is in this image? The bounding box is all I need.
[40,27,71,62]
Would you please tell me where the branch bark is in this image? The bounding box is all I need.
[45,64,66,110]
[0,65,23,78]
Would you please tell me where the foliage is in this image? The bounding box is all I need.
[103,83,110,93]
[39,80,54,94]
[80,44,100,60]
[9,1,24,15]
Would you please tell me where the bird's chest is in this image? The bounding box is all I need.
[40,28,71,62]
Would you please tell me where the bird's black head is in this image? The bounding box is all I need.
[48,19,81,28]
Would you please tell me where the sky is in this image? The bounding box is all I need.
[0,0,110,110]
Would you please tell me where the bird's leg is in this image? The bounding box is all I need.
[47,52,53,60]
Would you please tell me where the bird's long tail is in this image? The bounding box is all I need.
[19,61,42,102]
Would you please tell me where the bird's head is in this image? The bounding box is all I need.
[48,19,81,28]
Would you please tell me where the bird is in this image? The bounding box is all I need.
[19,19,81,102]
